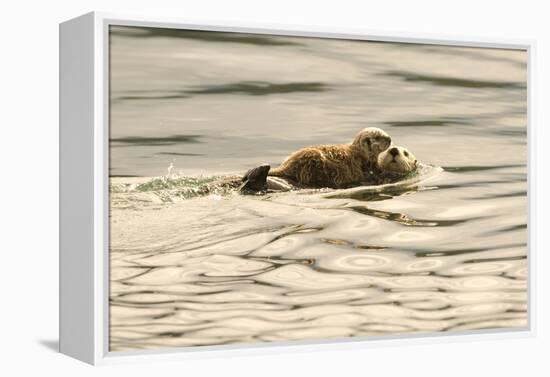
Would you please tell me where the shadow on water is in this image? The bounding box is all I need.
[327,186,422,202]
[385,118,470,127]
[329,192,393,202]
[481,224,527,236]
[413,242,526,257]
[347,205,485,227]
[469,191,527,200]
[110,26,302,46]
[383,71,526,89]
[421,46,528,68]
[436,178,526,191]
[494,129,528,138]
[443,164,525,173]
[155,152,205,157]
[115,82,328,101]
[110,135,203,147]
[188,82,327,95]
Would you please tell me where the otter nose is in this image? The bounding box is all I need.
[389,147,399,157]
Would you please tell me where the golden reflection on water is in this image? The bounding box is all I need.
[109,173,527,351]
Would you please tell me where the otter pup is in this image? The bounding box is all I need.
[268,127,392,189]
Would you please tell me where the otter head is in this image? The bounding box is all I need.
[377,146,418,176]
[351,127,392,161]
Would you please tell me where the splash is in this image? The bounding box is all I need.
[110,163,443,206]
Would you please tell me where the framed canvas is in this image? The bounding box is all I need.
[59,12,534,365]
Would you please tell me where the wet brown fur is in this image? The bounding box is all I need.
[269,144,372,189]
[267,128,391,189]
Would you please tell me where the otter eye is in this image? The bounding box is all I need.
[404,151,409,157]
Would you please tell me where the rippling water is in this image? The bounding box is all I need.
[108,26,528,352]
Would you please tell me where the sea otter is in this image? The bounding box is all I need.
[116,144,419,200]
[231,144,418,194]
[365,145,418,185]
[267,127,392,189]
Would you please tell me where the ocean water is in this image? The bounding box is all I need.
[108,26,528,352]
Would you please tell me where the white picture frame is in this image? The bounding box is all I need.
[59,11,535,365]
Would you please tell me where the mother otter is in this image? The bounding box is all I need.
[235,144,418,193]
[268,127,391,189]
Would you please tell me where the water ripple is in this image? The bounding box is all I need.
[383,70,526,89]
[108,29,528,351]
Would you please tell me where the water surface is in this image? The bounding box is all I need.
[108,26,528,352]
